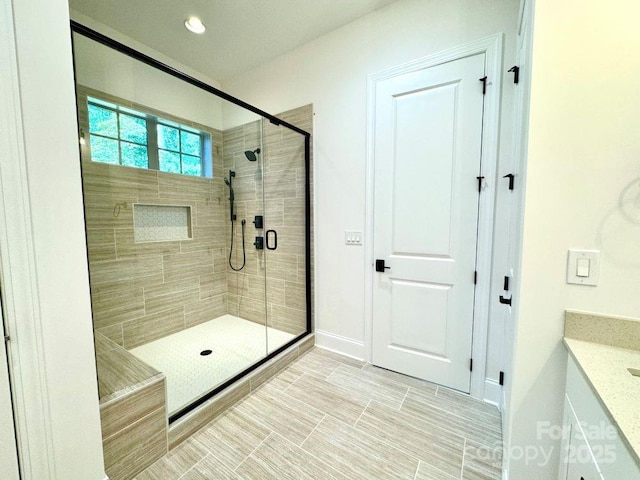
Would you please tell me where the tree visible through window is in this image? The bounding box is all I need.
[158,123,203,176]
[88,102,149,168]
[86,97,210,178]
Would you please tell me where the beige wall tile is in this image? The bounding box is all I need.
[96,347,160,399]
[184,295,227,329]
[103,407,167,480]
[100,377,165,439]
[265,253,298,282]
[115,228,181,259]
[91,285,145,330]
[96,324,124,347]
[163,250,214,282]
[199,273,227,300]
[123,307,185,349]
[144,277,201,316]
[83,193,137,229]
[82,161,159,197]
[94,331,120,355]
[86,228,117,262]
[89,255,164,288]
[157,172,213,201]
[285,281,306,310]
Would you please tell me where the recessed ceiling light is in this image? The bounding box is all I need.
[185,16,206,34]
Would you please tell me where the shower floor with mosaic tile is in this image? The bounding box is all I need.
[130,314,294,415]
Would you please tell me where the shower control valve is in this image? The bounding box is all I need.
[253,236,264,250]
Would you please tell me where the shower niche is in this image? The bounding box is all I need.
[71,21,312,441]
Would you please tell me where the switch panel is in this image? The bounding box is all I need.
[567,249,600,286]
[345,231,363,245]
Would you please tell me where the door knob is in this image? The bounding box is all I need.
[375,259,391,273]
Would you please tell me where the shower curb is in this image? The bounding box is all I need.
[167,333,315,449]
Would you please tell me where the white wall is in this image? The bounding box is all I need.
[0,0,106,478]
[223,0,519,382]
[508,0,640,477]
[73,32,225,130]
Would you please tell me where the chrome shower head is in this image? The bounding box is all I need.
[244,148,260,162]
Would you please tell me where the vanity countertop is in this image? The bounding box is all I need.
[564,310,640,464]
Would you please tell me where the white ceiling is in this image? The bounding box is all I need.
[68,0,399,81]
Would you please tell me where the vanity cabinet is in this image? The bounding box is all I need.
[560,395,603,480]
[559,355,640,480]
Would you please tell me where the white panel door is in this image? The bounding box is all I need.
[372,53,485,392]
[0,294,20,479]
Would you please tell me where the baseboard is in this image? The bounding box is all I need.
[484,378,502,410]
[314,330,365,360]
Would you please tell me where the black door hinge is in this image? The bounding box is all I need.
[503,276,510,291]
[476,176,484,193]
[470,358,473,372]
[499,371,505,386]
[508,66,520,84]
[479,76,488,95]
[499,295,512,306]
[503,173,515,190]
[474,271,478,285]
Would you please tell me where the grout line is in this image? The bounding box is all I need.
[353,399,371,427]
[272,430,347,480]
[435,385,439,396]
[300,413,326,448]
[176,454,205,480]
[460,438,467,480]
[413,460,421,480]
[283,371,306,393]
[233,432,271,472]
[399,388,409,410]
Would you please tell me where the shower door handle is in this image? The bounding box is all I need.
[266,229,278,250]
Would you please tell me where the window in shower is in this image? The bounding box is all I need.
[88,99,149,168]
[86,96,211,177]
[157,122,203,176]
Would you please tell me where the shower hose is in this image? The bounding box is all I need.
[228,218,246,271]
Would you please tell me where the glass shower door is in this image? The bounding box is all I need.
[262,111,311,353]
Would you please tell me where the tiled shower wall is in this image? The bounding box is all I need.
[79,87,313,349]
[78,87,228,348]
[224,105,313,336]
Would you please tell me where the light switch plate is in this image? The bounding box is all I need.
[345,231,363,245]
[567,249,600,286]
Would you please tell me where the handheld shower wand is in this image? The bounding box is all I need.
[224,170,236,222]
[225,170,246,271]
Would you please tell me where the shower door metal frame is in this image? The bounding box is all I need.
[70,22,312,424]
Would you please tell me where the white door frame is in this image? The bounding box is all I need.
[365,34,504,400]
[0,0,56,477]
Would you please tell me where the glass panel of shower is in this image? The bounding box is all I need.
[71,25,310,423]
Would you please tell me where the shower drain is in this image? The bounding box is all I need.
[200,349,213,356]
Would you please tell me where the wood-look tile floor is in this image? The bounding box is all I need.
[135,348,503,480]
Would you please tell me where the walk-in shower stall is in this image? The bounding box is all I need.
[71,24,312,428]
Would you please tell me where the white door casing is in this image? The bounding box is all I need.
[501,0,534,472]
[365,35,503,399]
[371,53,485,392]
